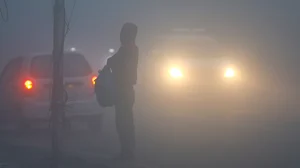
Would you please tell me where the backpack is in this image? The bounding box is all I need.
[94,65,115,107]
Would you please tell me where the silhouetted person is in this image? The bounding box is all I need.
[107,23,138,161]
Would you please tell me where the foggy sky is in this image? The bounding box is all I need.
[0,0,299,87]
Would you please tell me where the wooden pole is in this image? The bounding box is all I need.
[51,0,65,167]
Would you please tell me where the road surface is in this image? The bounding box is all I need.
[0,89,300,168]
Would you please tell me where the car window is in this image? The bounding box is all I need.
[0,57,24,85]
[30,53,92,79]
[151,34,220,59]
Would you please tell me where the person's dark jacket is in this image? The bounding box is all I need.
[107,23,138,91]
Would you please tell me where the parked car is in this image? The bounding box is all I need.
[0,52,102,131]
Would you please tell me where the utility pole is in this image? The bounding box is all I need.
[51,0,65,168]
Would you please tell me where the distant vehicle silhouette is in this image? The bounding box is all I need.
[141,29,254,112]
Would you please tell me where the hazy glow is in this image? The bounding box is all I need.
[70,47,76,52]
[224,68,235,78]
[24,80,33,90]
[92,76,97,85]
[169,67,183,78]
[109,48,115,54]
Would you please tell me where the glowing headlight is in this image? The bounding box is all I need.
[224,68,235,78]
[169,67,183,78]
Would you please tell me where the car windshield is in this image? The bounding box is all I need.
[30,53,92,78]
[152,36,221,58]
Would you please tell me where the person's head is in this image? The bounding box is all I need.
[120,22,138,46]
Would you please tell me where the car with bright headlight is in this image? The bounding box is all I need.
[140,29,253,113]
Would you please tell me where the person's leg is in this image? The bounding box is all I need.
[115,88,135,159]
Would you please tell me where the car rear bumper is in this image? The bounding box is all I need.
[22,97,103,120]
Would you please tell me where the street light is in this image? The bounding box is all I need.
[109,48,115,54]
[70,47,76,52]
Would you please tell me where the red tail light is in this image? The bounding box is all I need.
[92,76,97,85]
[24,80,33,90]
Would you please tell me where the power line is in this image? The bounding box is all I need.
[65,0,77,37]
[0,0,9,22]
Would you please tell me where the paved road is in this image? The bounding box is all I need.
[0,90,300,168]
